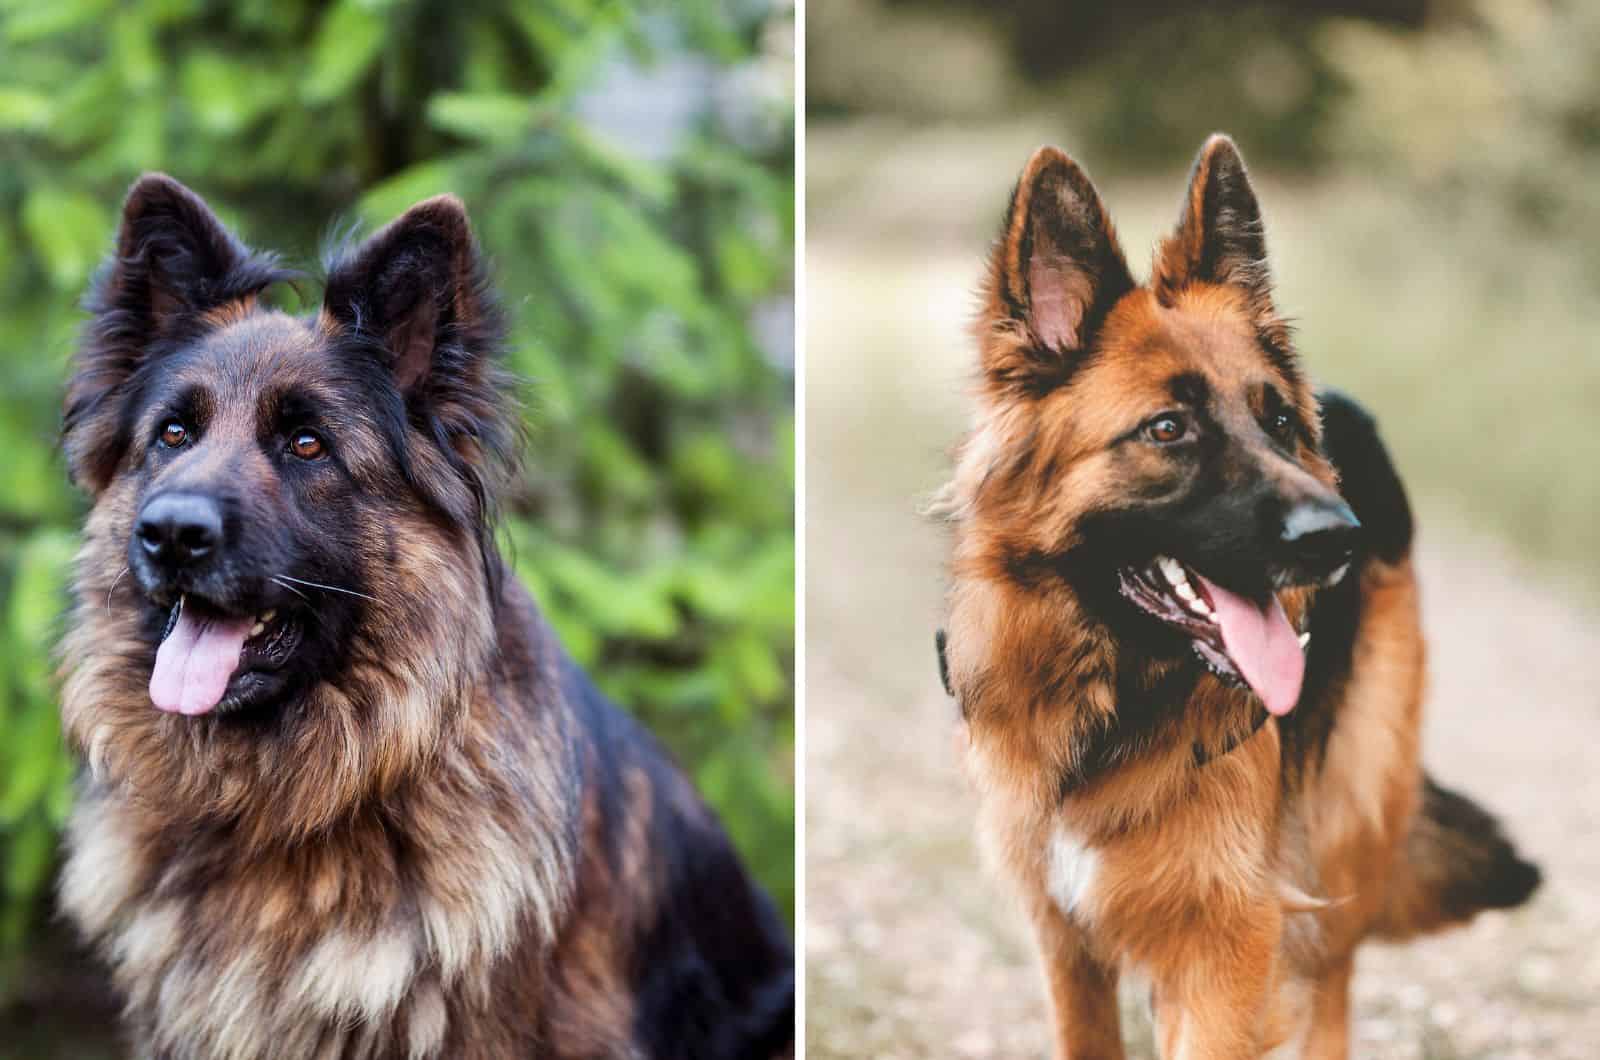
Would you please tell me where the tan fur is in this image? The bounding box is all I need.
[199,294,259,328]
[941,139,1481,1058]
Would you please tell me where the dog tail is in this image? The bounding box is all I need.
[1374,772,1541,939]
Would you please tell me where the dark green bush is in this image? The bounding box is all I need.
[0,0,795,958]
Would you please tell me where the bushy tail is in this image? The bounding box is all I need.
[1375,773,1542,939]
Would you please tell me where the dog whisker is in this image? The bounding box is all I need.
[106,566,130,616]
[275,574,377,603]
[270,577,312,602]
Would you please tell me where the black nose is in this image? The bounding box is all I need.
[1280,498,1360,575]
[135,493,223,568]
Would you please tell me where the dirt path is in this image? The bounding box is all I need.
[803,238,1600,1057]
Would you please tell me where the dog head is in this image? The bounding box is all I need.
[949,136,1355,717]
[60,175,517,833]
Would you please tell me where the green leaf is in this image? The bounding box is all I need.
[538,538,680,640]
[3,0,112,43]
[0,707,60,827]
[302,0,387,104]
[110,9,160,92]
[21,188,109,289]
[0,89,53,132]
[426,92,533,144]
[180,51,282,135]
[4,818,54,900]
[9,528,77,704]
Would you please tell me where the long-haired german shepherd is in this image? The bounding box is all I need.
[56,175,793,1059]
[935,135,1539,1056]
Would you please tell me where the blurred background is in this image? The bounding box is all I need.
[0,1,792,1054]
[807,0,1598,1056]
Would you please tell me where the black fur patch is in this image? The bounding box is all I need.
[1191,707,1268,768]
[1417,774,1542,916]
[1280,391,1412,778]
[936,629,953,698]
[559,658,795,1059]
[1317,389,1412,564]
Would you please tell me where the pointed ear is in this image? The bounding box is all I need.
[64,174,288,493]
[984,146,1134,392]
[1153,134,1272,306]
[321,195,516,535]
[105,174,283,332]
[321,195,492,393]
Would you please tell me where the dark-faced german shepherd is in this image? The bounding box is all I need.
[935,136,1539,1057]
[56,175,792,1059]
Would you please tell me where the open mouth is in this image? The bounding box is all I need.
[1118,555,1312,717]
[150,594,302,716]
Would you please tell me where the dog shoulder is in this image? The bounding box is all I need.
[554,654,795,1058]
[1316,389,1413,565]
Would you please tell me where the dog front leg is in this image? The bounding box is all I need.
[1149,901,1284,1060]
[1026,893,1125,1060]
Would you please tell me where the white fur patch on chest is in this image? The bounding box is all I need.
[1045,823,1101,919]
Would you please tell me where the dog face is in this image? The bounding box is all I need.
[60,175,516,831]
[116,314,379,717]
[955,136,1357,716]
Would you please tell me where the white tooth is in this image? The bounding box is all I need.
[1299,631,1311,649]
[1159,557,1183,583]
[262,608,276,622]
[1324,564,1349,587]
[1174,581,1196,601]
[250,622,265,637]
[1190,599,1213,616]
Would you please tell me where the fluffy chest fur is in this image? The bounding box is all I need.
[59,737,576,1060]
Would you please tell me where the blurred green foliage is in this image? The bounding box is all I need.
[1324,0,1600,277]
[0,0,795,963]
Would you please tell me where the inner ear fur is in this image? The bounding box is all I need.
[320,194,518,545]
[984,146,1134,394]
[1153,133,1272,308]
[321,195,489,392]
[1153,133,1297,381]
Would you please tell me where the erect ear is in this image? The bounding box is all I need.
[1153,134,1272,308]
[99,174,283,338]
[985,146,1134,391]
[321,195,515,535]
[321,195,492,393]
[64,174,288,493]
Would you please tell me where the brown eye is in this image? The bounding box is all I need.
[289,429,325,460]
[1270,411,1295,442]
[1145,414,1187,444]
[159,421,188,448]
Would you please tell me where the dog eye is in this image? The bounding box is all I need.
[1270,411,1295,442]
[1144,414,1188,444]
[289,429,326,460]
[158,421,188,448]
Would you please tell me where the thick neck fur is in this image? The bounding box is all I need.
[58,483,579,1058]
[937,405,1314,820]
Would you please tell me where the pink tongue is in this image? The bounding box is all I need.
[1193,574,1304,717]
[149,603,251,716]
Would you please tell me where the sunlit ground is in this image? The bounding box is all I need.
[804,119,1600,1058]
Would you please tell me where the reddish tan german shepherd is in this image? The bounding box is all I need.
[936,135,1538,1057]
